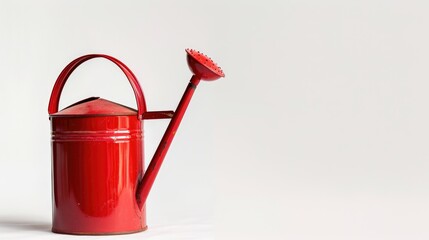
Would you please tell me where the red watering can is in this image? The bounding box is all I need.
[48,49,224,235]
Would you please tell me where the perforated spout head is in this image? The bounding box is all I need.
[186,49,225,81]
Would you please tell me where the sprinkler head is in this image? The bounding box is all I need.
[186,49,225,81]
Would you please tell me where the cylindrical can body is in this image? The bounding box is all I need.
[50,115,146,234]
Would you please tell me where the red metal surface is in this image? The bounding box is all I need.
[185,49,225,80]
[49,54,148,234]
[51,116,146,234]
[136,75,201,208]
[48,54,147,118]
[53,97,138,116]
[142,110,175,120]
[48,50,224,235]
[135,49,225,208]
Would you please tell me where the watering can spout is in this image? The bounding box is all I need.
[135,49,225,209]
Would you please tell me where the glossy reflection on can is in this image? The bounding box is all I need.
[51,115,147,234]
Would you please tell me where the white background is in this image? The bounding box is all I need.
[1,0,429,239]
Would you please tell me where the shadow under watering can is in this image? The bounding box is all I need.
[47,49,224,235]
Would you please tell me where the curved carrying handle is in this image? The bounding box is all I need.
[48,54,147,118]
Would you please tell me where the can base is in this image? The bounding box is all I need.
[52,225,148,235]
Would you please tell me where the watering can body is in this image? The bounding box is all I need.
[50,99,147,234]
[48,54,152,234]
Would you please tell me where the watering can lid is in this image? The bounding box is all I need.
[51,97,137,117]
